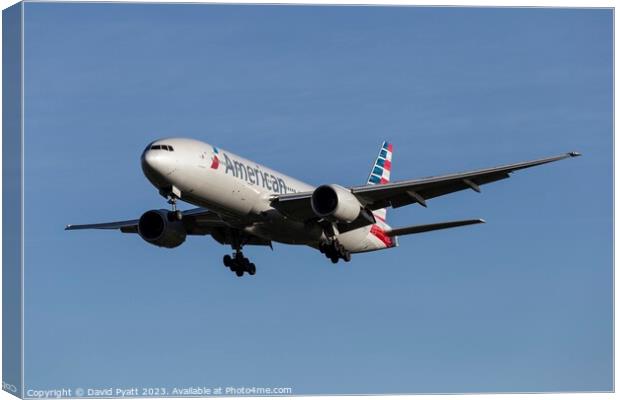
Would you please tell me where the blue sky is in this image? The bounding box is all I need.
[22,3,611,394]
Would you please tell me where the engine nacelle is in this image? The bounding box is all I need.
[311,184,362,223]
[138,209,187,248]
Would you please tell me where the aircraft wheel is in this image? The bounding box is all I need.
[235,269,244,277]
[343,252,351,262]
[330,255,339,264]
[248,263,256,275]
[223,255,232,267]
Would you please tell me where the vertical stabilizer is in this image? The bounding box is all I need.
[366,141,393,222]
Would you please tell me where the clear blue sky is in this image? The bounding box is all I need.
[23,3,612,394]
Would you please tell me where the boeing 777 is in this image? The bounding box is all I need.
[66,138,580,277]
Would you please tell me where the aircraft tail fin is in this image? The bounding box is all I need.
[366,141,393,222]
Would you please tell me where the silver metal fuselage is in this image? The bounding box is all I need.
[140,138,391,253]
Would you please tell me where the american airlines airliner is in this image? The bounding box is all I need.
[66,138,580,277]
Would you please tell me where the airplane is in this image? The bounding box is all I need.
[66,138,580,277]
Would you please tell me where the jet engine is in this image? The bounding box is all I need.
[311,184,363,223]
[138,209,187,248]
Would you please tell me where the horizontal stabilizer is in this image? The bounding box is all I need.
[385,218,485,237]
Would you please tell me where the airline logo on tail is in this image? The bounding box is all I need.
[367,141,392,224]
[368,142,392,185]
[367,141,395,247]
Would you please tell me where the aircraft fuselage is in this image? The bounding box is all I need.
[141,138,391,252]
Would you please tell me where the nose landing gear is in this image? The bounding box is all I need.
[319,239,351,264]
[167,196,183,221]
[160,187,183,221]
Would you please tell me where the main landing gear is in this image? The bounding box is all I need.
[319,239,351,264]
[224,251,256,276]
[223,252,256,277]
[223,238,256,277]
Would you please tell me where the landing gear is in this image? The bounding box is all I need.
[223,252,256,277]
[160,189,184,221]
[319,239,351,264]
[223,241,257,277]
[247,263,256,275]
[167,195,182,221]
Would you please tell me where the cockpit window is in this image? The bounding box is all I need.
[150,144,174,151]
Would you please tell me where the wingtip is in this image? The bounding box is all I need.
[568,151,582,157]
[478,219,486,224]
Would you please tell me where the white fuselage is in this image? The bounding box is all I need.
[141,138,393,253]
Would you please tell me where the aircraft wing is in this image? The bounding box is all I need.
[66,208,228,235]
[66,207,273,246]
[350,151,580,210]
[66,207,272,246]
[272,152,580,220]
[64,219,140,232]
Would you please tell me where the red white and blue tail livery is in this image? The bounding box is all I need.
[364,141,396,250]
[367,141,392,219]
[66,138,580,277]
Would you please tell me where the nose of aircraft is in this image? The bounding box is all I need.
[141,144,176,184]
